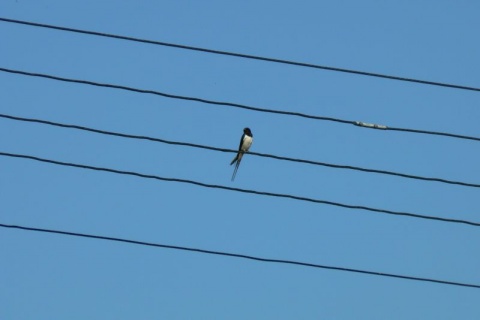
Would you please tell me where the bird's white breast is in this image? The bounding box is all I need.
[241,135,253,152]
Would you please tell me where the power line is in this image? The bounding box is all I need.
[1,67,480,143]
[1,223,478,289]
[2,113,479,189]
[1,151,479,228]
[0,67,352,124]
[1,17,479,92]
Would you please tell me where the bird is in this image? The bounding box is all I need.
[230,127,253,181]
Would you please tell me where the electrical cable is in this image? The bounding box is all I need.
[1,67,479,143]
[1,151,478,227]
[1,113,479,189]
[1,17,479,92]
[1,223,478,289]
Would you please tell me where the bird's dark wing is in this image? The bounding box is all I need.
[237,133,245,151]
[230,133,245,165]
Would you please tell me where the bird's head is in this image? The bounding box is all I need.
[244,127,252,136]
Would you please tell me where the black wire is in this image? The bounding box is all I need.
[0,67,351,124]
[1,67,480,143]
[1,151,479,227]
[1,223,478,289]
[1,17,479,92]
[2,113,479,189]
[387,126,480,141]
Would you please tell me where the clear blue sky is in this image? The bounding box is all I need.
[1,1,479,319]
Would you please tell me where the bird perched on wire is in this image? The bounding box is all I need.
[230,127,253,181]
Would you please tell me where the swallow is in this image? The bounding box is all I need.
[230,127,253,181]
